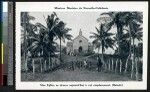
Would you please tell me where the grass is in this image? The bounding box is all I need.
[21,54,136,81]
[21,68,132,81]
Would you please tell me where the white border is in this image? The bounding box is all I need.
[16,2,148,90]
[3,2,8,12]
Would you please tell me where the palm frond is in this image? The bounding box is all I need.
[100,12,115,18]
[104,32,114,37]
[95,27,100,34]
[90,32,100,39]
[36,23,47,31]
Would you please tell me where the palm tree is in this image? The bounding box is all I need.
[137,43,143,58]
[27,26,57,72]
[130,21,143,79]
[123,12,143,75]
[90,24,114,70]
[134,43,142,81]
[46,12,62,65]
[137,42,143,80]
[100,12,143,75]
[31,12,59,71]
[99,12,131,73]
[54,21,72,62]
[113,34,130,73]
[99,12,129,55]
[35,12,71,69]
[21,12,35,72]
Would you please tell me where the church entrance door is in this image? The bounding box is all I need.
[78,46,82,52]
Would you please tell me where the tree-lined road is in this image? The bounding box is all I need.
[21,55,131,81]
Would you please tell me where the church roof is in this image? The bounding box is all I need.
[73,35,88,42]
[73,30,88,42]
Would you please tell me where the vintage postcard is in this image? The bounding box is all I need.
[15,2,148,90]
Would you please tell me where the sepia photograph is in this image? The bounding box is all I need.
[21,12,143,82]
[15,2,148,90]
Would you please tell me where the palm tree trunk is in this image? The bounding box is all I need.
[60,38,62,62]
[116,26,121,73]
[119,59,122,74]
[41,50,44,72]
[108,59,111,71]
[32,59,35,79]
[51,60,53,69]
[45,59,47,71]
[117,26,123,74]
[124,27,132,74]
[111,58,114,71]
[124,55,130,74]
[131,58,134,79]
[102,50,105,70]
[115,59,118,73]
[117,26,121,55]
[25,53,27,72]
[39,53,42,73]
[131,39,135,79]
[105,60,107,70]
[23,14,28,72]
[48,52,51,69]
[135,57,139,80]
[102,41,105,70]
[50,53,53,70]
[40,58,42,73]
[49,57,50,69]
[44,59,46,71]
[136,46,140,80]
[24,52,27,72]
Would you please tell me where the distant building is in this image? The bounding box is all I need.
[67,30,93,55]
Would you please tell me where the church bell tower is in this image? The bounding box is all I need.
[79,29,82,36]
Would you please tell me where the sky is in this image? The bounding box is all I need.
[28,12,142,54]
[29,12,117,54]
[29,12,100,41]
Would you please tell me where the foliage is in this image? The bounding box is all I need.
[90,24,115,53]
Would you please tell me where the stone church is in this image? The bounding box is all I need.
[67,30,93,55]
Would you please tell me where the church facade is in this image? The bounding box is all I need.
[67,30,93,55]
